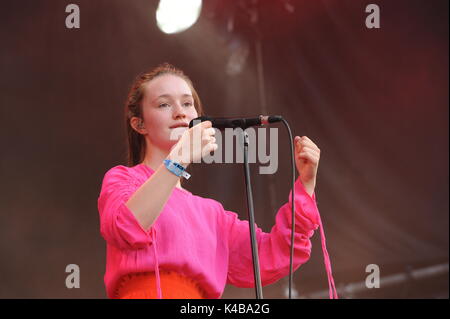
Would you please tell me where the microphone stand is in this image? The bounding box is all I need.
[240,129,263,299]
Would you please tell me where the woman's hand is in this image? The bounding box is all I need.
[294,136,321,197]
[168,121,217,167]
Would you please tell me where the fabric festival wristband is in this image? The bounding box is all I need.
[163,159,191,180]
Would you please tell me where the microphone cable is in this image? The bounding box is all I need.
[279,117,296,299]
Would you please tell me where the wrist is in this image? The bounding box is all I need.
[163,159,191,180]
[167,152,190,168]
[300,179,315,197]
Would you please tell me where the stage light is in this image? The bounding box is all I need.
[156,0,202,34]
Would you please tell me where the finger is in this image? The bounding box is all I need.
[203,143,218,156]
[200,128,214,140]
[203,127,216,136]
[203,135,216,143]
[202,120,212,128]
[299,149,316,158]
[301,136,318,149]
[299,148,319,160]
[298,151,319,164]
[191,119,206,128]
[202,131,216,144]
[300,141,320,154]
[295,136,303,149]
[299,146,320,157]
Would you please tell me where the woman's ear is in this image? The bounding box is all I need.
[130,117,146,134]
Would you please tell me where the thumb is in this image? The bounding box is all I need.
[294,136,301,149]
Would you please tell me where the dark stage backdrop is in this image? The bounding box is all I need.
[0,0,447,298]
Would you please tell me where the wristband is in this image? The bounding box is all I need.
[164,159,191,180]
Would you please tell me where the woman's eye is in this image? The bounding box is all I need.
[183,102,193,107]
[159,103,170,108]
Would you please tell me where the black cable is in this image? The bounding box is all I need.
[280,118,296,299]
[242,130,264,299]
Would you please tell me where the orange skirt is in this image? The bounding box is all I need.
[115,270,207,299]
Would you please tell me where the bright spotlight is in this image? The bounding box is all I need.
[156,0,202,34]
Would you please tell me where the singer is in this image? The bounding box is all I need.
[97,63,331,299]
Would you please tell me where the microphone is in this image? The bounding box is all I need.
[189,115,283,130]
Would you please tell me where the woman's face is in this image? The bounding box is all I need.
[140,74,199,151]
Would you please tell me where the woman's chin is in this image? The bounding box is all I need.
[169,126,188,138]
[167,129,182,142]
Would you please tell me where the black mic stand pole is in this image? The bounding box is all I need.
[240,129,263,299]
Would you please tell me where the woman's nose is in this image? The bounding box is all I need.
[173,103,186,119]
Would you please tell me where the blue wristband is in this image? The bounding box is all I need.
[164,159,191,180]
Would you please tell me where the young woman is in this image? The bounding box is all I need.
[97,63,336,299]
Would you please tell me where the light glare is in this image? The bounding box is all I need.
[156,0,202,34]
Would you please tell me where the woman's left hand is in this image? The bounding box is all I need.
[294,136,321,197]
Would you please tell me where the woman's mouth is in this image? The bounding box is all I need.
[170,123,189,129]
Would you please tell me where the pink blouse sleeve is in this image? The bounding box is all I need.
[97,166,153,250]
[223,177,320,287]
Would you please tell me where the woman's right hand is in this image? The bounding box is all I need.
[167,121,217,167]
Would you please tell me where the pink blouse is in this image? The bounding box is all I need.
[97,163,337,299]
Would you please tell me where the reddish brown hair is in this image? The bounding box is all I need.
[125,63,204,167]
